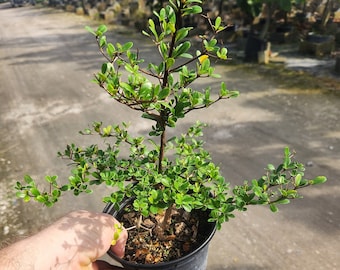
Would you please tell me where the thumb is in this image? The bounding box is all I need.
[110,226,128,258]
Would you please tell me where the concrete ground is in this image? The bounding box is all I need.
[0,3,339,269]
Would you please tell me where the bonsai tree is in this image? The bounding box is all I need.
[15,0,326,265]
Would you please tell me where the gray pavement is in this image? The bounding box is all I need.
[0,3,339,269]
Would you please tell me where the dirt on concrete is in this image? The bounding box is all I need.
[0,3,339,269]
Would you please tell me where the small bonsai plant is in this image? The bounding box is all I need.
[15,0,327,266]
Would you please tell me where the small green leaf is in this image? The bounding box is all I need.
[24,175,34,185]
[182,5,202,15]
[183,204,192,212]
[310,176,327,185]
[16,191,26,199]
[161,177,171,187]
[295,174,302,186]
[283,147,291,169]
[36,195,46,203]
[166,58,175,68]
[107,43,115,58]
[96,25,107,36]
[121,42,133,52]
[267,164,275,171]
[231,91,239,98]
[158,87,170,100]
[60,185,69,191]
[270,204,278,212]
[175,27,192,43]
[120,82,135,97]
[142,30,150,37]
[30,188,40,196]
[214,17,221,30]
[23,195,31,203]
[276,198,290,205]
[172,41,191,58]
[148,19,158,41]
[52,189,61,197]
[150,205,160,214]
[103,125,112,136]
[99,35,107,48]
[85,26,96,36]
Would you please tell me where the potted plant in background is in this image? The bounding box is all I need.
[15,0,327,269]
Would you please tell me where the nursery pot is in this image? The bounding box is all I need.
[103,198,216,270]
[244,35,267,62]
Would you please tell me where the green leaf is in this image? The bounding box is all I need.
[183,204,192,212]
[173,41,191,58]
[52,189,61,197]
[180,53,193,59]
[85,26,96,36]
[107,43,115,58]
[120,82,135,97]
[182,5,202,15]
[45,201,54,207]
[150,205,160,214]
[125,63,137,73]
[295,173,302,186]
[283,147,291,169]
[60,185,69,191]
[142,30,150,37]
[140,81,153,97]
[267,164,275,171]
[175,27,192,43]
[217,47,228,60]
[96,25,107,36]
[214,17,221,30]
[219,82,227,96]
[16,191,26,199]
[24,175,34,185]
[121,42,133,52]
[103,125,112,136]
[148,19,158,41]
[159,41,168,58]
[161,177,171,187]
[310,176,327,185]
[211,72,221,78]
[36,195,46,203]
[269,203,278,212]
[166,57,175,68]
[30,188,40,196]
[99,35,107,48]
[101,63,108,74]
[142,113,160,122]
[276,198,290,205]
[158,87,170,100]
[230,90,239,98]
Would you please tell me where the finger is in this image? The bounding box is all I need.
[110,227,128,258]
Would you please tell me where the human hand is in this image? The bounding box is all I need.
[51,210,128,269]
[0,210,128,270]
[45,210,128,269]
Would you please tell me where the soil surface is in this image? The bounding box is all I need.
[0,3,339,269]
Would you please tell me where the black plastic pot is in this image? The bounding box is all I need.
[244,35,267,62]
[103,199,216,270]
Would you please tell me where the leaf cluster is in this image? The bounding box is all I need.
[86,1,237,136]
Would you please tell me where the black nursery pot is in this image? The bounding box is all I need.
[103,199,216,270]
